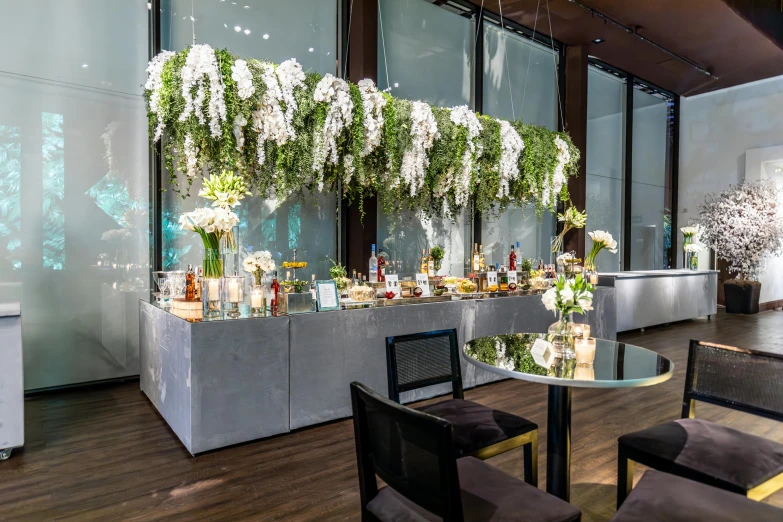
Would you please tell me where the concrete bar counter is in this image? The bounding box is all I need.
[140,288,616,454]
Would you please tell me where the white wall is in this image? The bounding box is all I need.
[679,74,783,302]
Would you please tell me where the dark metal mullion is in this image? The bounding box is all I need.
[623,75,634,271]
[670,96,680,270]
[149,0,163,281]
[338,0,350,266]
[472,9,484,249]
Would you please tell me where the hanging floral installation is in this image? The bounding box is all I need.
[145,45,581,220]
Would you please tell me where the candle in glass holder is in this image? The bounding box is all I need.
[575,337,596,365]
[208,279,220,300]
[589,273,599,285]
[227,279,240,303]
[251,289,264,308]
[574,365,595,381]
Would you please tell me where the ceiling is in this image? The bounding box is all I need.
[466,0,783,96]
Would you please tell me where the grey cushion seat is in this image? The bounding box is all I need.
[417,399,537,457]
[367,456,581,522]
[618,418,783,492]
[610,470,783,522]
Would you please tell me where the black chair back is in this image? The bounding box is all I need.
[350,381,464,520]
[683,340,783,422]
[386,329,463,403]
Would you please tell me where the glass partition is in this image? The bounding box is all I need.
[630,87,673,270]
[160,0,338,279]
[376,0,474,277]
[586,67,625,272]
[0,0,148,389]
[480,23,558,266]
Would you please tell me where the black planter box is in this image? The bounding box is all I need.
[724,280,761,314]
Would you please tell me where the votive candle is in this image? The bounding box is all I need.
[227,279,240,303]
[589,273,599,285]
[208,279,220,300]
[575,338,596,365]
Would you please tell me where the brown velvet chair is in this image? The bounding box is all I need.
[617,340,783,508]
[386,329,539,485]
[350,381,581,522]
[611,470,783,522]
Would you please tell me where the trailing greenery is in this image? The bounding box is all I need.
[145,46,581,220]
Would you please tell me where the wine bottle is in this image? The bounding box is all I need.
[369,244,378,283]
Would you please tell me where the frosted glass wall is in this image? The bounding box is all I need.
[480,24,558,266]
[161,0,338,279]
[376,0,473,277]
[0,1,149,389]
[586,68,625,272]
[630,89,672,270]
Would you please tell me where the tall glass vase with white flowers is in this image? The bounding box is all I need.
[551,206,586,262]
[680,225,702,269]
[541,274,595,359]
[243,250,275,317]
[179,206,240,317]
[198,171,252,276]
[584,230,618,275]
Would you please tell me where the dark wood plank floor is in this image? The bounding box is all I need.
[3,309,783,521]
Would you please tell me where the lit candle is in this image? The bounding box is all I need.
[251,289,264,308]
[581,324,591,340]
[589,273,599,285]
[227,279,240,303]
[575,338,596,365]
[207,279,220,301]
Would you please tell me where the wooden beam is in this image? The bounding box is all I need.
[563,45,588,258]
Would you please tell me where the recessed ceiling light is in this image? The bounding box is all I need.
[394,82,399,88]
[308,47,314,52]
[234,25,241,32]
[263,33,269,39]
[593,38,605,44]
[244,29,251,35]
[81,63,89,68]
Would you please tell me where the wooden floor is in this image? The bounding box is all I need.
[3,310,783,521]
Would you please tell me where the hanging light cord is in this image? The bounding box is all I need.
[343,0,355,79]
[519,0,541,115]
[545,0,565,131]
[496,0,515,120]
[377,0,390,91]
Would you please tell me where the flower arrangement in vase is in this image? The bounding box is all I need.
[541,274,594,359]
[680,224,702,270]
[243,250,275,317]
[584,230,618,273]
[551,206,586,257]
[199,171,252,275]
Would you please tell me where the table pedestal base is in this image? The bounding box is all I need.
[546,385,572,501]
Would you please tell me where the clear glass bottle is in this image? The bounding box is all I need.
[427,248,434,276]
[478,244,486,272]
[419,248,428,274]
[194,267,203,301]
[472,243,480,272]
[310,274,317,310]
[369,244,378,283]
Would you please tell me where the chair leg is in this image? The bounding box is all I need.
[523,430,538,487]
[617,451,634,509]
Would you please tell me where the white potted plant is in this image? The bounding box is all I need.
[699,179,783,314]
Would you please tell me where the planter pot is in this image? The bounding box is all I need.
[724,279,761,314]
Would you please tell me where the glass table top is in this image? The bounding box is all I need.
[462,334,673,388]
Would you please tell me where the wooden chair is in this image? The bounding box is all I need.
[350,381,581,522]
[386,329,539,485]
[617,340,783,507]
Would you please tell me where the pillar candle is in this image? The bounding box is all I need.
[251,289,264,308]
[575,338,596,365]
[207,279,220,301]
[227,280,240,303]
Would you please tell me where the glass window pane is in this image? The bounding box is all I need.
[586,67,625,272]
[631,88,672,270]
[161,0,338,278]
[0,0,149,389]
[481,23,558,264]
[376,0,473,277]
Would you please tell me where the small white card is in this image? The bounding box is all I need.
[486,271,498,288]
[531,338,555,369]
[385,274,401,299]
[317,283,338,309]
[415,273,430,297]
[507,271,518,285]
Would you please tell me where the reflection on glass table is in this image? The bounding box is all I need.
[462,333,673,502]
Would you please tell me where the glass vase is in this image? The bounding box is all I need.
[687,251,698,271]
[221,225,240,277]
[548,311,576,359]
[203,247,223,279]
[682,236,692,269]
[202,277,222,318]
[250,273,267,317]
[223,274,244,319]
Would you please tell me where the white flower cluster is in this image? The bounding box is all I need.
[145,50,175,142]
[541,277,593,314]
[312,73,354,190]
[276,59,306,125]
[401,101,439,197]
[183,134,199,178]
[230,59,254,100]
[680,225,702,239]
[101,229,131,242]
[542,136,571,206]
[243,250,276,275]
[357,79,387,157]
[494,338,515,371]
[449,106,483,208]
[178,206,239,235]
[699,179,783,280]
[683,243,703,254]
[179,44,226,138]
[588,230,618,253]
[497,120,524,199]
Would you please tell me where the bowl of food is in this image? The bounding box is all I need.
[488,284,499,292]
[349,284,376,302]
[413,286,423,298]
[457,279,477,294]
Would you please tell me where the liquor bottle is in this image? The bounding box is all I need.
[310,274,317,309]
[194,267,203,300]
[369,244,378,283]
[427,248,434,276]
[377,252,386,283]
[478,245,486,272]
[271,271,280,316]
[472,243,480,272]
[419,248,428,274]
[509,245,517,272]
[352,269,358,286]
[185,264,196,301]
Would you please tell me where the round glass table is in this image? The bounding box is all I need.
[462,333,673,501]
